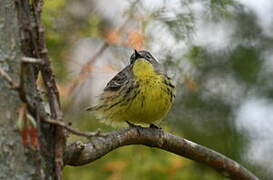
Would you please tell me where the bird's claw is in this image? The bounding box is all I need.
[126,121,142,128]
[149,123,162,129]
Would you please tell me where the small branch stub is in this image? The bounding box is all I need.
[22,57,44,64]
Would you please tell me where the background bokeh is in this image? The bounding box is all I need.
[42,0,273,179]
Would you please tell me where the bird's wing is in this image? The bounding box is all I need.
[104,65,131,91]
[86,65,131,111]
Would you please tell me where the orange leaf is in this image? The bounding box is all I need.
[125,31,144,50]
[29,127,39,149]
[21,127,31,146]
[80,63,93,75]
[167,156,184,176]
[104,160,127,172]
[185,77,198,91]
[18,104,39,150]
[106,30,120,44]
[99,64,116,73]
[21,127,39,150]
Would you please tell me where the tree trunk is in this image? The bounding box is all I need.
[0,0,57,179]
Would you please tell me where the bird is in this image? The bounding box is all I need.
[86,50,175,127]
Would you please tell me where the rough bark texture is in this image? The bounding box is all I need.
[0,0,36,179]
[0,0,56,179]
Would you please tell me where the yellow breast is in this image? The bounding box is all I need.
[124,59,173,124]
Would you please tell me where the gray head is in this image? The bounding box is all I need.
[130,50,159,65]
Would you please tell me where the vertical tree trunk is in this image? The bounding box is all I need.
[0,0,57,179]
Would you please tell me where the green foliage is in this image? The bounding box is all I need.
[185,46,206,66]
[231,46,261,84]
[210,0,236,20]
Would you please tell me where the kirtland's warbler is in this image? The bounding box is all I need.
[86,50,175,126]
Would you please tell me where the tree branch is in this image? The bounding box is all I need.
[64,127,259,180]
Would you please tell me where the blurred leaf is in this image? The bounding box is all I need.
[106,30,121,44]
[231,46,261,84]
[125,31,145,50]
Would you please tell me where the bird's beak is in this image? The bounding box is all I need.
[134,49,141,58]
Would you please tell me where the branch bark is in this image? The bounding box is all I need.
[65,127,259,180]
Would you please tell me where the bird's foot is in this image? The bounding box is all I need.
[149,123,162,129]
[126,121,143,136]
[126,121,142,128]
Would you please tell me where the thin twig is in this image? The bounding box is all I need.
[0,67,18,88]
[43,118,106,137]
